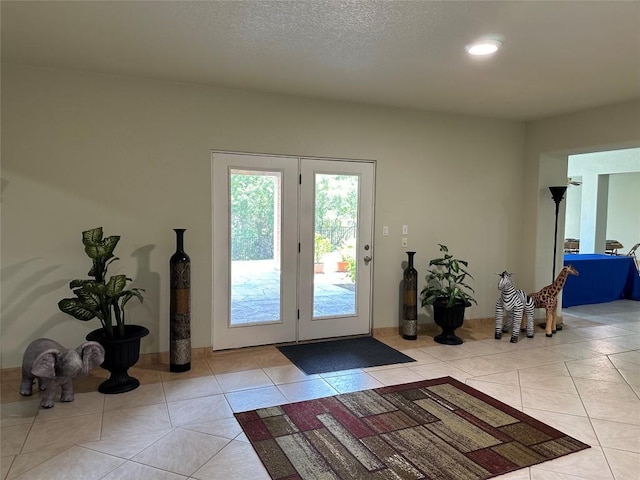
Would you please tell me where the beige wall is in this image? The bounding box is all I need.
[1,63,637,368]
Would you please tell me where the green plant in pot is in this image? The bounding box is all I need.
[338,238,355,276]
[420,244,476,345]
[314,233,333,274]
[58,227,148,394]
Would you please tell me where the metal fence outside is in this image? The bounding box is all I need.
[231,226,356,261]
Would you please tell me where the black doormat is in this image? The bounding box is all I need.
[277,336,416,375]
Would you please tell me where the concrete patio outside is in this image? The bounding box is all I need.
[230,258,356,324]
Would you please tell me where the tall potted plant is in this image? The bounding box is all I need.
[337,238,355,273]
[314,233,333,274]
[420,244,476,345]
[58,227,147,393]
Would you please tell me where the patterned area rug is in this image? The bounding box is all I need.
[235,377,589,480]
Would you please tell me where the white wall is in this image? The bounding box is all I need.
[565,183,582,241]
[607,173,640,251]
[565,149,640,252]
[1,64,527,368]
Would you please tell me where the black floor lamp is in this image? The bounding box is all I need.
[549,186,568,283]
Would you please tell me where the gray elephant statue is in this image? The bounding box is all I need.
[20,338,105,408]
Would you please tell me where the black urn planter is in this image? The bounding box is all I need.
[432,300,468,345]
[86,325,149,394]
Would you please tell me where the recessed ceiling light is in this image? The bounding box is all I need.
[465,39,502,56]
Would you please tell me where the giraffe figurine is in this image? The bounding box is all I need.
[528,265,579,337]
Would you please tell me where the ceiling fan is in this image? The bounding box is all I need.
[567,177,582,186]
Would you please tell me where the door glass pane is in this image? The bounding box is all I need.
[230,169,282,326]
[313,174,358,318]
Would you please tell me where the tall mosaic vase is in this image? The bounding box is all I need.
[402,251,418,340]
[170,229,191,372]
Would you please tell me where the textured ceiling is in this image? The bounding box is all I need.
[2,1,639,121]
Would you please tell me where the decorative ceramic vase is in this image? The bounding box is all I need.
[170,228,191,372]
[86,325,149,394]
[402,251,418,340]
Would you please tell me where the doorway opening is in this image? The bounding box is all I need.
[212,152,375,350]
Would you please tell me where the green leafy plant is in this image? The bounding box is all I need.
[339,238,357,282]
[346,257,357,282]
[58,227,145,338]
[314,233,333,263]
[339,238,355,262]
[420,244,476,308]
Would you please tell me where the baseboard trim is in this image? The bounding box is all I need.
[2,316,561,378]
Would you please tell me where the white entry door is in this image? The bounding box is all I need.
[298,158,374,340]
[212,152,374,350]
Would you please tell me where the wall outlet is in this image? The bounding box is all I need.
[402,237,408,247]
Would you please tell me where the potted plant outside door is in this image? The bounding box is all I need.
[314,234,332,274]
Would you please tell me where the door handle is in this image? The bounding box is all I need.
[364,255,372,264]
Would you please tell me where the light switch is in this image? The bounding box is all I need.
[382,226,389,236]
[402,225,408,235]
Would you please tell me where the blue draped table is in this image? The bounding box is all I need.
[563,254,640,307]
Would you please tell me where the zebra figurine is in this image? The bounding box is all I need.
[495,271,535,343]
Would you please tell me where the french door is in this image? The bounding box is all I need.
[212,152,375,350]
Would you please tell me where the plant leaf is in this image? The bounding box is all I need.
[101,236,120,258]
[82,228,103,246]
[121,288,144,308]
[84,237,120,260]
[84,282,107,296]
[73,288,101,310]
[106,275,127,297]
[70,279,93,289]
[58,298,97,321]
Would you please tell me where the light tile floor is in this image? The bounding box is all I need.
[1,300,639,479]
